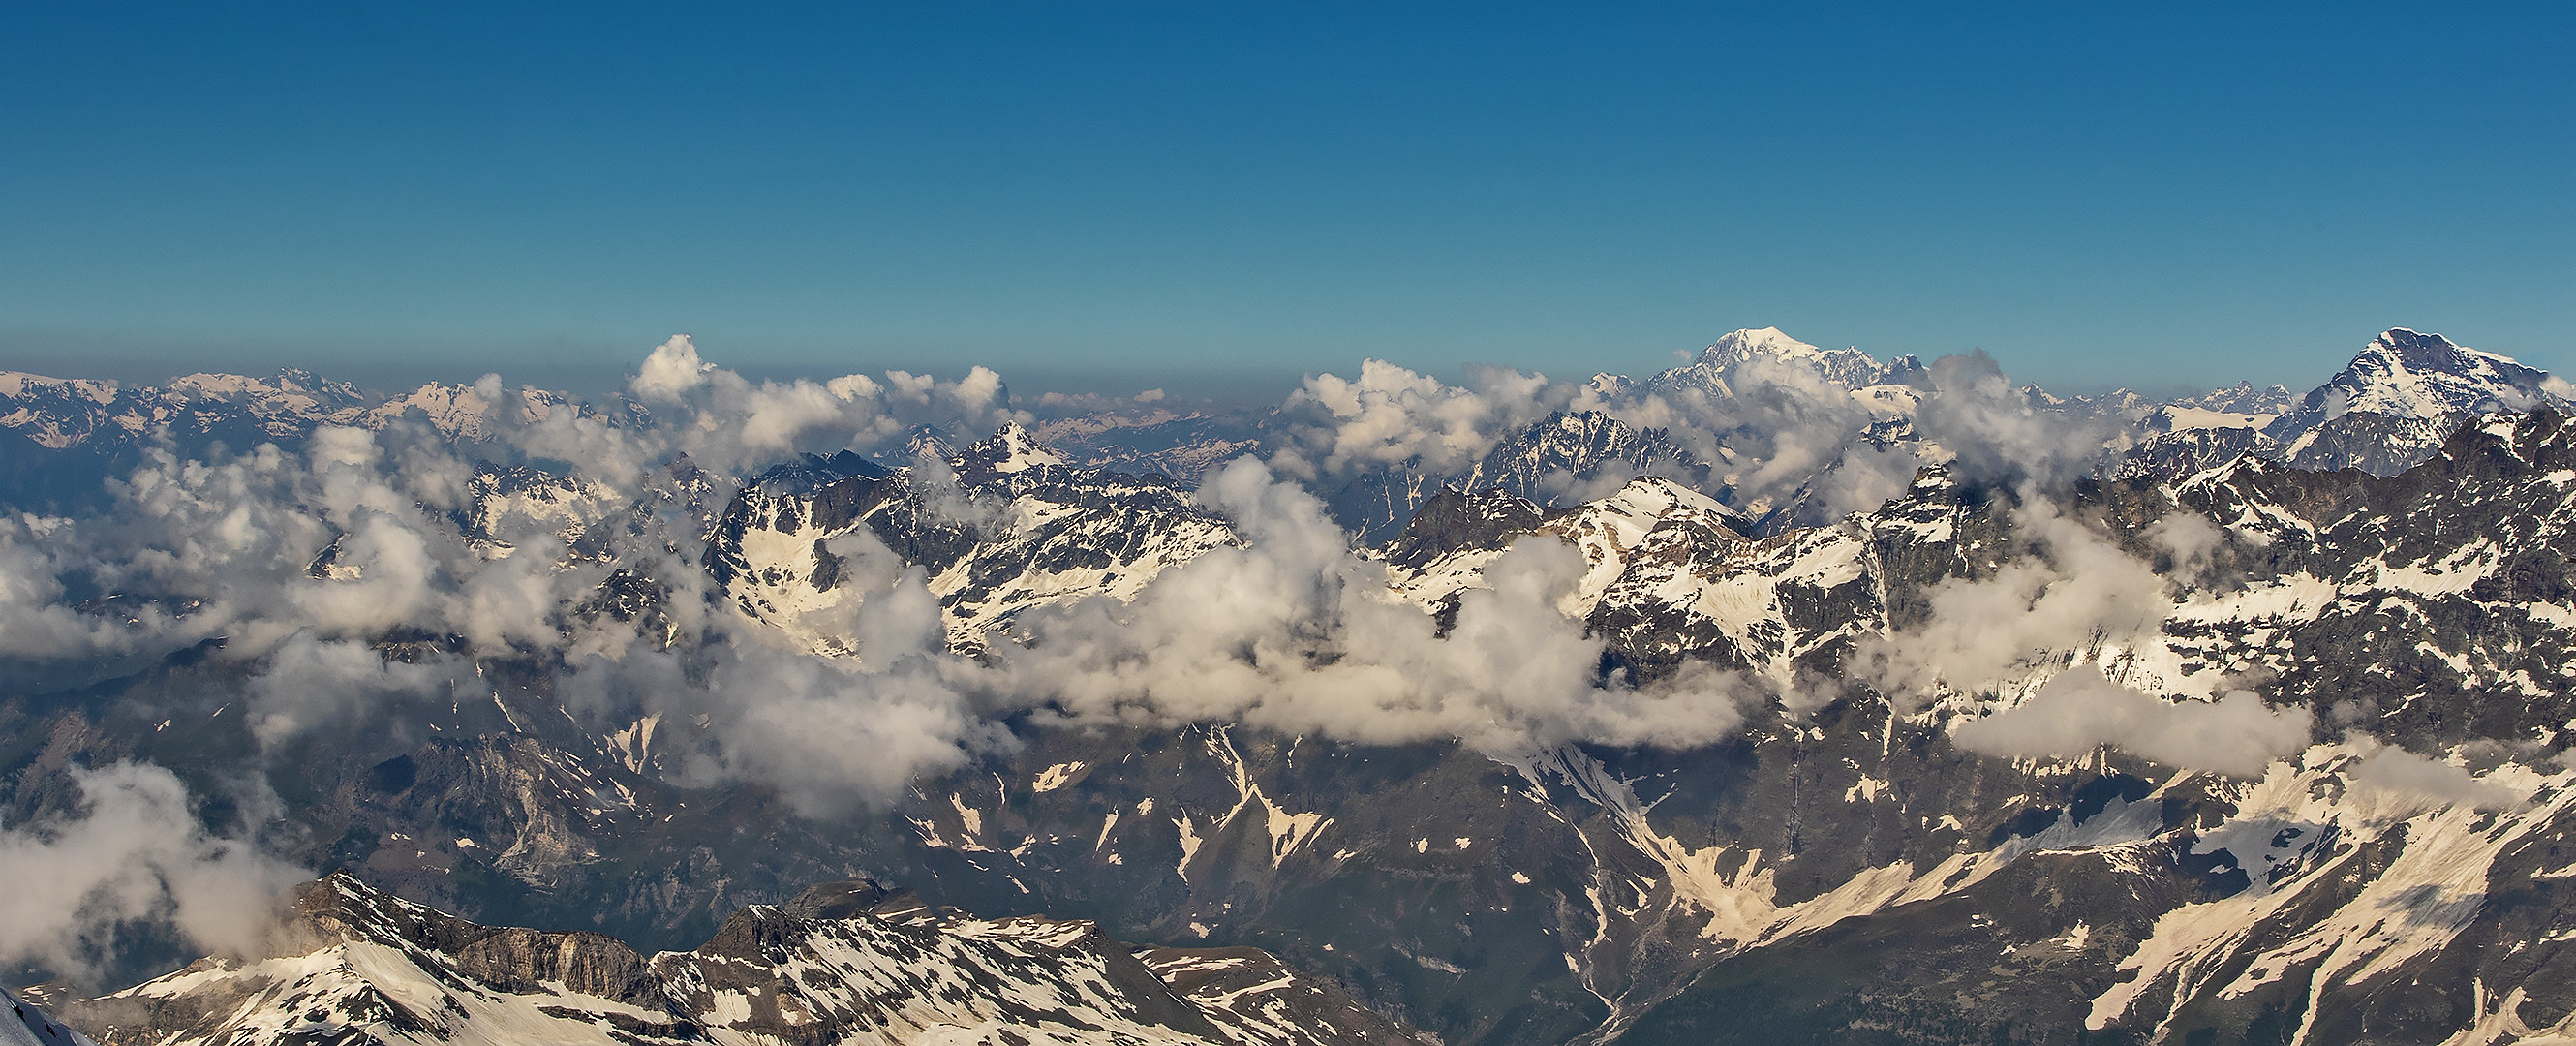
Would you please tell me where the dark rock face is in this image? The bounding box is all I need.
[780,879,893,921]
[1376,488,1549,573]
[2176,409,2576,748]
[2117,424,2279,481]
[450,929,659,1008]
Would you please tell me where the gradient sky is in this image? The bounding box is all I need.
[3,3,2569,398]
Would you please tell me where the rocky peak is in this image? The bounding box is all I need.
[1583,372,1639,402]
[452,928,662,1008]
[1375,487,1548,570]
[291,871,492,955]
[780,878,894,920]
[2117,329,2573,479]
[2175,379,2294,415]
[896,422,957,464]
[958,420,1068,476]
[2274,327,2565,433]
[746,448,887,496]
[1458,411,1711,509]
[1563,475,1747,546]
[1875,353,1932,388]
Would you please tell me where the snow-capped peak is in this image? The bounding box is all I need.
[2274,328,2568,433]
[1707,326,1830,360]
[1651,327,1893,394]
[962,421,1069,474]
[1580,475,1743,538]
[1582,372,1640,403]
[0,371,119,404]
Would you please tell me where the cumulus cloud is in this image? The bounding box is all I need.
[538,458,1756,816]
[1855,494,2313,776]
[0,338,1089,782]
[1854,494,2171,698]
[545,528,1007,816]
[1913,352,2114,488]
[631,334,717,402]
[1949,668,2312,777]
[1269,360,1559,481]
[1259,339,2118,534]
[246,632,456,747]
[0,331,2249,822]
[2343,735,2521,812]
[0,762,307,985]
[620,336,1034,477]
[0,515,168,663]
[977,461,1751,754]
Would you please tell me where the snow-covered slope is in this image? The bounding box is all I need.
[706,423,1240,655]
[52,874,1416,1046]
[2,988,95,1046]
[1644,328,1910,397]
[2123,328,2574,479]
[1451,413,1711,509]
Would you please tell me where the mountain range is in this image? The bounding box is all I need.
[4,328,2573,1045]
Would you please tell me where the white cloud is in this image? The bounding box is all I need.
[1269,360,1558,480]
[1949,669,2313,777]
[0,762,307,984]
[629,334,715,402]
[975,460,1751,754]
[2344,735,2520,812]
[1855,494,2312,776]
[1854,494,2171,699]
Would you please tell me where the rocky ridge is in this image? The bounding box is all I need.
[51,873,1419,1046]
[703,422,1240,655]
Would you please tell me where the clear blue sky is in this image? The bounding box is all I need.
[3,3,2568,397]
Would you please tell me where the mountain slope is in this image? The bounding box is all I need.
[705,423,1240,655]
[2123,328,2573,479]
[54,874,1421,1046]
[3,987,95,1046]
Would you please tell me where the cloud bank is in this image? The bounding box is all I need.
[0,762,307,984]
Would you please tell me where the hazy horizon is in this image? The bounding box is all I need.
[1,321,2542,412]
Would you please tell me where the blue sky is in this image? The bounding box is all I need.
[3,3,2568,397]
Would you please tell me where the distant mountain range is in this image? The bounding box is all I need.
[9,328,2566,522]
